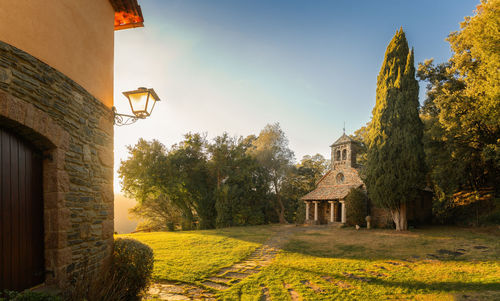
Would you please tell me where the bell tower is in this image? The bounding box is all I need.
[330,133,357,169]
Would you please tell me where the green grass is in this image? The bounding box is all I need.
[122,225,500,300]
[220,226,500,300]
[117,225,279,283]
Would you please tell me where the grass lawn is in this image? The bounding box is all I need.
[122,225,499,300]
[117,225,279,283]
[221,226,500,300]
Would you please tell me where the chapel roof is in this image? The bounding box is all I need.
[300,183,362,200]
[330,133,354,147]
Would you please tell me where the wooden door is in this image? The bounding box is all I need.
[0,127,45,291]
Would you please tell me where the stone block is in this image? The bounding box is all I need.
[0,67,12,84]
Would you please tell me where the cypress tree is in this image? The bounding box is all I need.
[365,28,426,231]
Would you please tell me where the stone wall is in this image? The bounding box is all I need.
[368,202,393,228]
[0,40,114,288]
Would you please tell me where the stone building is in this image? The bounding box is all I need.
[301,134,364,224]
[0,0,144,291]
[301,133,432,227]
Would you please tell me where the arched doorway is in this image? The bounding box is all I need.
[0,127,45,290]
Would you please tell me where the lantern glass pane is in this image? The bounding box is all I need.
[128,91,149,112]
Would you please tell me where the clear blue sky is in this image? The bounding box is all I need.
[113,0,479,191]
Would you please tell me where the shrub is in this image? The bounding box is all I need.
[345,187,368,227]
[166,222,175,231]
[113,238,154,299]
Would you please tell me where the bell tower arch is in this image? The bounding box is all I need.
[330,133,357,169]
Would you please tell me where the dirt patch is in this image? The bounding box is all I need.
[473,245,488,250]
[437,249,464,256]
[374,265,387,270]
[283,283,302,301]
[259,284,271,301]
[300,280,324,293]
[321,276,354,289]
[343,272,371,282]
[369,271,388,278]
[385,261,406,266]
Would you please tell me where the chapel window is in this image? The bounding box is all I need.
[336,173,345,184]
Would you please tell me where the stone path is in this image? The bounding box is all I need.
[144,225,307,300]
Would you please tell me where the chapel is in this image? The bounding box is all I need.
[301,133,364,224]
[301,133,433,227]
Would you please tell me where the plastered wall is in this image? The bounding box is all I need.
[0,0,115,107]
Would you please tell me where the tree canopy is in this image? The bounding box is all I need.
[118,124,324,230]
[417,0,500,224]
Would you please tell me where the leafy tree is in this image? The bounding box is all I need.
[350,123,369,165]
[118,139,186,230]
[248,123,295,224]
[416,1,500,224]
[418,0,500,196]
[208,133,269,228]
[169,133,215,229]
[365,28,426,231]
[281,154,329,223]
[118,135,214,230]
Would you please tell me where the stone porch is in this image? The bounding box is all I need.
[304,200,346,225]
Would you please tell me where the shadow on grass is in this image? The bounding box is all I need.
[279,225,500,262]
[282,265,500,294]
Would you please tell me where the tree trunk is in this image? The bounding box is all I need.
[391,203,407,231]
[276,195,287,224]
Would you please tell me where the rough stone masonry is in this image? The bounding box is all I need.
[0,40,114,288]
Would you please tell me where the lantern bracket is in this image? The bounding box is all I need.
[112,106,143,126]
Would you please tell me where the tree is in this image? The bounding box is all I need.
[208,133,269,228]
[416,1,500,224]
[249,123,295,224]
[365,28,426,231]
[281,154,329,223]
[418,0,500,195]
[118,139,195,230]
[169,133,215,229]
[350,123,369,165]
[118,135,215,230]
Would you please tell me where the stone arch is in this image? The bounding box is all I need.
[0,91,71,287]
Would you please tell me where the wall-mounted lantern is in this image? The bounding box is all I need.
[113,87,160,126]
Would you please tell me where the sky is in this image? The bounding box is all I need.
[113,0,479,192]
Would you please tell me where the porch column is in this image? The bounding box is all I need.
[328,201,334,222]
[340,201,346,223]
[313,201,319,222]
[304,201,310,221]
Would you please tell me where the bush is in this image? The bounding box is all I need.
[166,222,175,231]
[113,238,154,299]
[345,187,368,227]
